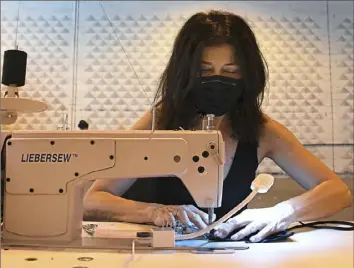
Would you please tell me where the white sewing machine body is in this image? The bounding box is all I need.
[2,130,225,246]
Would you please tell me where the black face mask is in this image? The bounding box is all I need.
[193,75,244,116]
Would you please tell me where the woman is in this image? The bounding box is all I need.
[83,10,352,242]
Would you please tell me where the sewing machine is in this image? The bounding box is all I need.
[1,129,226,247]
[0,50,228,248]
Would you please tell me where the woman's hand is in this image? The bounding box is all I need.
[213,203,296,242]
[148,205,216,229]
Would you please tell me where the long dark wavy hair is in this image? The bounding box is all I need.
[153,10,268,143]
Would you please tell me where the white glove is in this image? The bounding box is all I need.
[148,205,216,229]
[213,203,296,242]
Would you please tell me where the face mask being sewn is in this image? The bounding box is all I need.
[193,75,244,116]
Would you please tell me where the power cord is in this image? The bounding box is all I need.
[288,220,354,232]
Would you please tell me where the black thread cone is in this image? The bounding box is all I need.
[1,49,27,87]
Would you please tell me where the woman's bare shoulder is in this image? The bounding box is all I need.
[131,103,163,130]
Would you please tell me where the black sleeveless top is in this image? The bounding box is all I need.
[122,141,259,220]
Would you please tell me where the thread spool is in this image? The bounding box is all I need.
[0,49,48,126]
[1,49,27,87]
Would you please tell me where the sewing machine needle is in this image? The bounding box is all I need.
[208,208,214,225]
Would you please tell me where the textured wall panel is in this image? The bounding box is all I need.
[328,1,354,174]
[0,1,75,131]
[230,2,333,173]
[329,1,353,144]
[334,147,353,174]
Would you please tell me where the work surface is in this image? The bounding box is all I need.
[1,222,353,268]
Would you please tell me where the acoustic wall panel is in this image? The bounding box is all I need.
[328,1,354,174]
[0,1,75,131]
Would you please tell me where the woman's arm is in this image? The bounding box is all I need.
[262,118,353,221]
[82,107,211,228]
[213,117,352,242]
[83,108,158,223]
[83,178,160,223]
